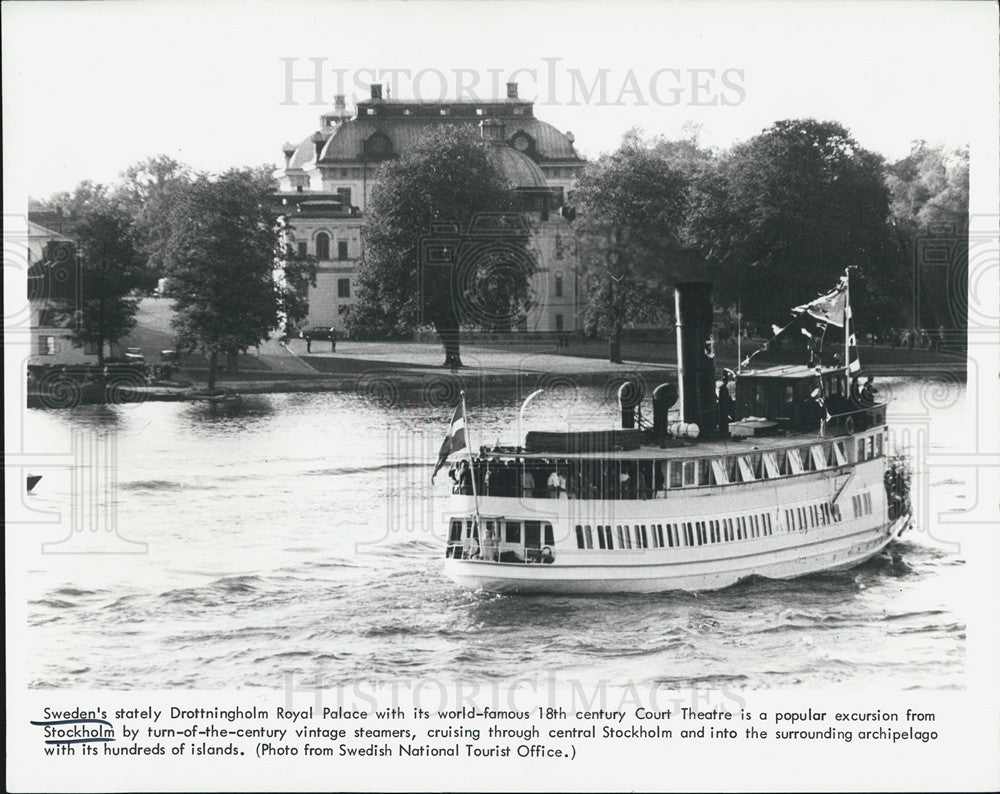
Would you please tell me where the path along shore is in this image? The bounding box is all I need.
[27,338,968,407]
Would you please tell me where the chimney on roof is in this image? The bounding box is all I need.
[506,82,518,99]
[311,131,326,160]
[370,84,383,100]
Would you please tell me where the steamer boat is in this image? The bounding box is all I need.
[436,277,911,593]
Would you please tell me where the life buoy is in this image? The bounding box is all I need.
[845,416,855,435]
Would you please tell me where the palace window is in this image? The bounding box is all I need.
[555,274,564,297]
[315,232,330,260]
[338,240,349,260]
[338,278,351,298]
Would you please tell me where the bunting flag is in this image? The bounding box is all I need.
[432,402,467,480]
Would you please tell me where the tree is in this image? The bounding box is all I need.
[886,142,969,331]
[573,130,701,362]
[690,119,900,331]
[114,155,194,291]
[346,126,534,367]
[164,168,315,390]
[52,210,144,366]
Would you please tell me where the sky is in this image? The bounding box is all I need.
[2,0,997,201]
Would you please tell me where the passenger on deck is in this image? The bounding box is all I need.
[849,375,863,408]
[861,376,878,406]
[718,371,734,437]
[547,466,567,499]
[521,464,536,499]
[457,460,473,495]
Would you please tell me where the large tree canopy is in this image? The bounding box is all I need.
[573,130,702,361]
[52,210,144,366]
[691,119,900,330]
[345,126,534,366]
[114,155,194,289]
[164,168,315,389]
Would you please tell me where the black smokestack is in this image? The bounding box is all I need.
[674,282,717,434]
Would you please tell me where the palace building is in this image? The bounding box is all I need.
[273,82,586,333]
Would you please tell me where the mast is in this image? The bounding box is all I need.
[736,300,742,374]
[461,390,482,525]
[674,287,685,420]
[843,268,850,373]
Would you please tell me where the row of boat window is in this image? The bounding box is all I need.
[572,494,866,551]
[451,431,885,499]
[574,512,775,550]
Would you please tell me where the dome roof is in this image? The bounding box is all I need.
[487,145,548,189]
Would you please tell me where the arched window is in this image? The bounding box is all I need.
[315,232,330,260]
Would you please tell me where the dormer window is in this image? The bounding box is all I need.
[513,107,525,115]
[366,108,376,116]
[403,109,411,115]
[475,108,484,116]
[440,108,450,115]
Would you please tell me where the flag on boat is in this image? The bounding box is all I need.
[432,401,467,480]
[792,275,848,328]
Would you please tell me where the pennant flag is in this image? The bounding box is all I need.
[432,402,467,480]
[792,276,849,328]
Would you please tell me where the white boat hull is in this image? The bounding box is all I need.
[444,514,908,594]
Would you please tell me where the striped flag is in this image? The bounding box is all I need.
[432,402,467,480]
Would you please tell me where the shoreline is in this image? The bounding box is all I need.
[25,361,966,408]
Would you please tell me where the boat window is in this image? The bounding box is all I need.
[866,436,875,459]
[698,459,711,485]
[765,514,773,534]
[575,526,585,548]
[650,525,660,548]
[543,523,554,546]
[763,453,779,478]
[683,461,696,486]
[684,523,694,546]
[738,457,755,482]
[450,520,463,542]
[876,433,883,457]
[821,504,830,524]
[668,462,682,488]
[736,517,744,540]
[697,521,707,545]
[505,521,521,543]
[596,526,606,549]
[584,526,593,548]
[639,525,648,548]
[751,514,759,537]
[864,492,872,513]
[711,459,729,485]
[616,525,626,549]
[857,438,866,461]
[726,518,734,541]
[727,456,739,482]
[832,504,842,522]
[658,525,666,547]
